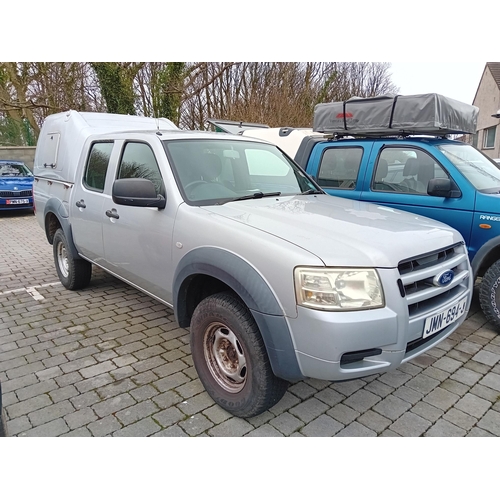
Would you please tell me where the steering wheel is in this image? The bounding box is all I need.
[184,180,208,195]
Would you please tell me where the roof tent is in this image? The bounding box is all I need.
[313,93,478,137]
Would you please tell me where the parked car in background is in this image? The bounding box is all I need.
[0,160,34,211]
[0,380,6,437]
[494,159,500,165]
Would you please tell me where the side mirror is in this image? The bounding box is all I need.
[112,178,166,209]
[427,178,461,198]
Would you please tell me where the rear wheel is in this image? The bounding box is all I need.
[190,292,288,418]
[53,228,92,290]
[479,259,500,331]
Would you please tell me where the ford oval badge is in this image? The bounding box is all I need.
[434,270,454,287]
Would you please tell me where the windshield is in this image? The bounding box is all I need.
[438,143,500,192]
[0,163,33,177]
[163,139,319,205]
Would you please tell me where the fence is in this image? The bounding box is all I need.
[0,146,36,171]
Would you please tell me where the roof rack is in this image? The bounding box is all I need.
[206,118,269,135]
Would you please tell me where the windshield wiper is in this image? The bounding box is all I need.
[300,188,324,195]
[230,191,282,202]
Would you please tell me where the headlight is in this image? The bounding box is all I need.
[294,267,384,311]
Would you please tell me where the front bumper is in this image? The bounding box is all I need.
[287,274,471,381]
[0,197,34,210]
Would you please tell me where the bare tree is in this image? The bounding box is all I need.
[0,61,398,145]
[180,62,399,130]
[0,62,107,144]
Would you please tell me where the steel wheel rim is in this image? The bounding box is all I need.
[56,241,69,278]
[203,322,247,394]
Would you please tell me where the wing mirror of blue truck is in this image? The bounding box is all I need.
[112,178,166,209]
[427,178,461,198]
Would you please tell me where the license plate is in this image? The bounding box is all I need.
[423,296,468,338]
[6,199,30,205]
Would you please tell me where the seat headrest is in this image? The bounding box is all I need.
[375,158,388,180]
[403,157,419,176]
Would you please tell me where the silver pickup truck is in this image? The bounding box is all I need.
[33,110,473,417]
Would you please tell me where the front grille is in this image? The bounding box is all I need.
[0,190,32,198]
[398,243,470,319]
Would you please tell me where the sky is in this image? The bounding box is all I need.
[2,3,495,111]
[388,62,486,105]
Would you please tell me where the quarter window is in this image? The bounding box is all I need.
[317,147,362,189]
[483,126,496,149]
[83,142,114,192]
[118,142,164,195]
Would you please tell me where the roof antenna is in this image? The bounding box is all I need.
[156,117,162,136]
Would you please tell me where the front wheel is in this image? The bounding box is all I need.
[190,292,288,418]
[53,228,92,290]
[479,259,500,331]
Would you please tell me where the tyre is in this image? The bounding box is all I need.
[190,292,289,418]
[479,259,500,331]
[0,408,7,437]
[53,228,92,290]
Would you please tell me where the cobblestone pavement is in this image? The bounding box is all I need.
[1,210,499,437]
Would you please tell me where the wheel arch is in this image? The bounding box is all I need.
[43,198,80,259]
[471,236,500,279]
[173,248,302,382]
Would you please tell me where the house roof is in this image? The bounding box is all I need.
[487,62,500,88]
[472,62,500,105]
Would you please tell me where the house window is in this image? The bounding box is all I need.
[483,126,496,149]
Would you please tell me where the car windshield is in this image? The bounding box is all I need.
[163,138,319,205]
[0,163,33,177]
[438,143,500,192]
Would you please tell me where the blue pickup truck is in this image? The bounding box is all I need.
[215,93,500,331]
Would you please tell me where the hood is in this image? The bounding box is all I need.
[203,195,461,268]
[0,176,34,190]
[475,191,500,215]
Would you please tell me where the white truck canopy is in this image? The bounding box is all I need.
[34,110,178,182]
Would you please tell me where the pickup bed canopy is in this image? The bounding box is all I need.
[313,93,478,137]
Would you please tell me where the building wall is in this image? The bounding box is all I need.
[473,66,500,159]
[0,146,36,171]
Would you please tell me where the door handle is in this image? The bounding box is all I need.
[105,208,120,220]
[75,200,86,208]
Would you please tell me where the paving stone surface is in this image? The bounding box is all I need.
[1,212,500,437]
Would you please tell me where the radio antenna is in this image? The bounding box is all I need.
[155,114,162,136]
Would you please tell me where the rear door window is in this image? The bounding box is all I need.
[317,147,363,189]
[83,142,114,192]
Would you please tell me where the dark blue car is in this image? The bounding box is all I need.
[0,160,34,211]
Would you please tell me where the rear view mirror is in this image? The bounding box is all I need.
[427,178,461,198]
[223,150,240,159]
[112,178,166,208]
